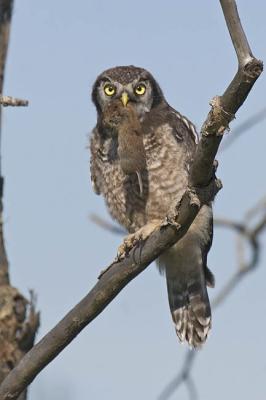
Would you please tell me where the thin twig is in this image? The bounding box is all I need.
[158,350,197,400]
[0,95,28,107]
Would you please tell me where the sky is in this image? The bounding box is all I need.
[2,1,266,399]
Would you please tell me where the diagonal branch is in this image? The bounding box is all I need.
[0,1,263,399]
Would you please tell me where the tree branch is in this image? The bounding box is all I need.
[0,95,28,107]
[0,2,39,400]
[220,0,253,65]
[0,0,13,285]
[158,350,198,400]
[0,1,263,398]
[158,197,266,400]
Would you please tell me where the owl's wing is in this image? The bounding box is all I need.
[168,110,215,287]
[168,107,199,145]
[90,127,103,195]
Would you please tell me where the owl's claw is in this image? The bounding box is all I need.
[117,234,139,260]
[116,220,161,261]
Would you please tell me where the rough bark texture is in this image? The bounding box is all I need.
[0,0,263,399]
[0,2,39,399]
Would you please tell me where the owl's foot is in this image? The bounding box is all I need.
[117,220,161,261]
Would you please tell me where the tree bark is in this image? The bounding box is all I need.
[0,2,39,400]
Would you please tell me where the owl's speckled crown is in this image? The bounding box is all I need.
[97,65,147,85]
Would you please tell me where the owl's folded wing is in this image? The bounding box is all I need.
[90,128,103,195]
[169,108,199,145]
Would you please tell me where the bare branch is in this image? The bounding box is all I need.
[246,196,266,220]
[220,0,253,65]
[0,2,39,399]
[158,350,197,400]
[0,1,263,398]
[191,0,262,187]
[0,95,28,107]
[0,0,14,285]
[158,200,266,400]
[0,0,13,93]
[213,208,265,308]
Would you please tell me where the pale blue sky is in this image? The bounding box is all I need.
[2,1,266,399]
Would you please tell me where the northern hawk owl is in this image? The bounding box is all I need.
[90,65,214,348]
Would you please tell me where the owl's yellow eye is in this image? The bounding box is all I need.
[104,84,116,96]
[135,84,146,96]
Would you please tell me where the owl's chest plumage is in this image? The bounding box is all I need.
[92,120,191,233]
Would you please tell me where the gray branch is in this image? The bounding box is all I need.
[0,0,263,399]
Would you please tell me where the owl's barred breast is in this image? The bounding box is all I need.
[144,123,189,222]
[91,121,191,233]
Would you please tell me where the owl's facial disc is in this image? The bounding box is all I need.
[92,66,165,118]
[95,77,154,119]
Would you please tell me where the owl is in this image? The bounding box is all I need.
[90,66,214,348]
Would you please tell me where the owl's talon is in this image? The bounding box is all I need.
[116,221,161,261]
[117,233,139,260]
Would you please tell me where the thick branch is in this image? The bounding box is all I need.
[0,1,263,398]
[190,0,263,186]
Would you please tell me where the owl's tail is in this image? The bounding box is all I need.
[159,243,214,348]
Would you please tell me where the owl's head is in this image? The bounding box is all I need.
[92,66,164,119]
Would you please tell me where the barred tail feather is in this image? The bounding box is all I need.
[166,267,211,348]
[158,204,214,348]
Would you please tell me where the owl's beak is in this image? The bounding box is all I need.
[121,92,129,107]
